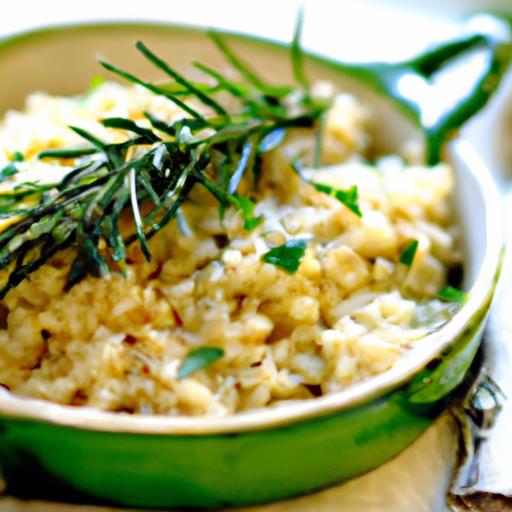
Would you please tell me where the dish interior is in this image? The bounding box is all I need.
[0,22,500,432]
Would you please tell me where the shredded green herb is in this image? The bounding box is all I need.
[177,346,224,379]
[0,15,328,298]
[38,147,98,159]
[262,238,308,273]
[437,285,467,304]
[313,182,362,216]
[0,164,18,182]
[291,9,309,92]
[399,239,419,267]
[0,152,24,182]
[312,113,327,169]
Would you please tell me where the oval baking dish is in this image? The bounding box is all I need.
[0,20,507,508]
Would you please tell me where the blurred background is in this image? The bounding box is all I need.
[1,0,511,62]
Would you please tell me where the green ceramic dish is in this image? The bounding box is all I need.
[0,20,507,509]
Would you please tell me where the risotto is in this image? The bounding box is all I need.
[0,76,462,416]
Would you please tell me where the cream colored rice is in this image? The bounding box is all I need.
[0,82,461,416]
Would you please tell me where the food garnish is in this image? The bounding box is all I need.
[0,17,351,297]
[312,183,361,216]
[177,347,225,380]
[437,285,468,304]
[400,239,419,268]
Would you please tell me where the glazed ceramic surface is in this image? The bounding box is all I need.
[0,23,504,508]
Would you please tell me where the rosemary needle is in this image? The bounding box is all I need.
[0,15,355,298]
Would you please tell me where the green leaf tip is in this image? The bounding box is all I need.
[437,285,467,304]
[177,346,224,379]
[262,238,308,273]
[313,182,362,217]
[400,239,419,267]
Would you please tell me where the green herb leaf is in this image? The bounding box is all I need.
[262,238,307,273]
[208,31,268,92]
[0,164,18,181]
[228,138,256,194]
[69,125,107,150]
[291,9,309,90]
[157,80,219,97]
[437,286,468,304]
[0,152,25,182]
[197,174,262,231]
[229,194,262,231]
[177,346,224,379]
[100,59,206,122]
[136,41,228,118]
[0,35,329,297]
[399,239,419,267]
[128,167,152,261]
[313,182,362,216]
[39,147,98,159]
[101,117,161,143]
[193,61,248,98]
[144,112,175,136]
[67,240,108,287]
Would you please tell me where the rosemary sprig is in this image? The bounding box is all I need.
[0,16,337,298]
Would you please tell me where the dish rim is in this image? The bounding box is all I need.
[0,21,503,435]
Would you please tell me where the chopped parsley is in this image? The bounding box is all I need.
[0,151,24,182]
[313,183,362,217]
[0,17,328,298]
[399,239,419,267]
[437,286,468,304]
[262,238,307,273]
